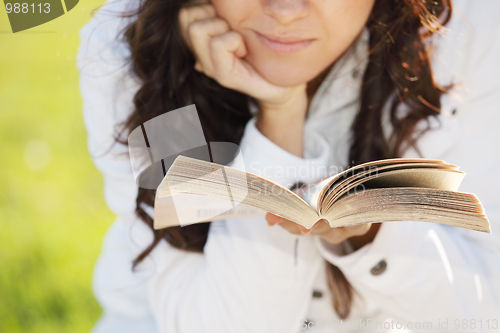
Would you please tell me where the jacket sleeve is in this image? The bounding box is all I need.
[78,1,334,332]
[77,0,158,319]
[315,0,500,329]
[77,0,141,218]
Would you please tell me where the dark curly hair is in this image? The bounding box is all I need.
[116,0,452,319]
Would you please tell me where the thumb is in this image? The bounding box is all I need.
[234,41,247,58]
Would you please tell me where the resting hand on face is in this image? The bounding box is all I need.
[179,4,306,111]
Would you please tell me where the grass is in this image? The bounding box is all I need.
[0,1,116,332]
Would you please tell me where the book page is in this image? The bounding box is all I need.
[154,156,320,229]
[321,168,465,214]
[309,159,458,213]
[310,159,461,212]
[321,187,490,233]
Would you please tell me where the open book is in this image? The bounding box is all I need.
[153,156,490,233]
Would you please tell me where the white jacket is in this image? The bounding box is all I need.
[77,0,500,332]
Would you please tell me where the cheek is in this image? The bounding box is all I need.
[244,46,339,86]
[321,1,375,40]
[210,0,253,29]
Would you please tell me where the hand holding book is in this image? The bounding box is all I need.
[267,212,376,247]
[266,180,377,247]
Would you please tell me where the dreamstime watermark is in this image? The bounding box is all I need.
[301,318,432,330]
[300,318,500,331]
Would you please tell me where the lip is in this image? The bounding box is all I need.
[254,31,314,54]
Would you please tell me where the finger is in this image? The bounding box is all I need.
[178,4,216,50]
[194,61,202,72]
[189,18,230,76]
[345,223,372,237]
[296,223,312,235]
[266,213,298,228]
[308,219,332,235]
[323,224,372,245]
[266,214,304,235]
[233,43,247,58]
[209,31,248,88]
[265,213,284,226]
[277,220,303,235]
[324,227,351,245]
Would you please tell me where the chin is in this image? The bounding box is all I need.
[246,55,319,87]
[260,71,307,87]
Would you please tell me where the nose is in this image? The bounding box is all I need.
[262,0,309,25]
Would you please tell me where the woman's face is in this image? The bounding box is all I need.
[210,0,376,87]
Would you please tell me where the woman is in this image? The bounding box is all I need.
[77,0,500,332]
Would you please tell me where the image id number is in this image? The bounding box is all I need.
[5,3,50,13]
[454,319,499,330]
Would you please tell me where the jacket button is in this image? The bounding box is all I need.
[370,259,387,276]
[312,290,323,298]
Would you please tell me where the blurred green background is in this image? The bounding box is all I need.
[0,1,114,332]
